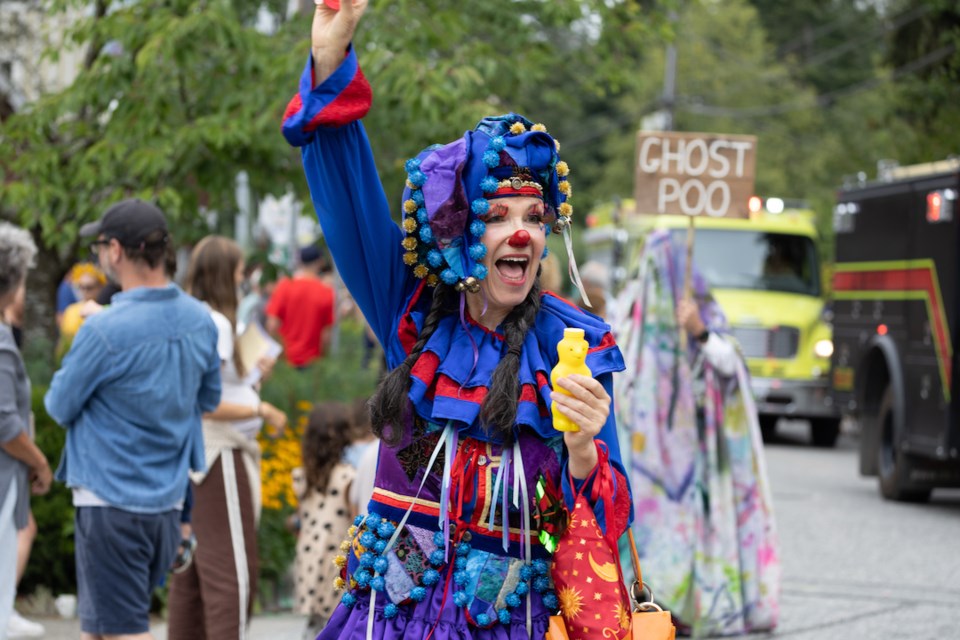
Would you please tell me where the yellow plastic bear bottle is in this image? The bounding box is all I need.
[550,328,591,432]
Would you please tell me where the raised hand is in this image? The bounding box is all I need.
[312,0,369,85]
[552,374,611,478]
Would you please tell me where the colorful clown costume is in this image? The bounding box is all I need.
[282,47,631,640]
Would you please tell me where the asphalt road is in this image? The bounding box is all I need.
[33,420,960,639]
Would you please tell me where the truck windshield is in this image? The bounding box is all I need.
[671,229,821,296]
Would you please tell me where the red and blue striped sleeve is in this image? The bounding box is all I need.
[281,47,414,349]
[281,45,372,146]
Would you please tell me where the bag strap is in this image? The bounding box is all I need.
[627,527,651,608]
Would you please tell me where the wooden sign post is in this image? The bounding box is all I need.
[633,131,757,345]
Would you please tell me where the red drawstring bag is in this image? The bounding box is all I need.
[550,442,632,640]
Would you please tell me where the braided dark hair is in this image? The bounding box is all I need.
[480,278,542,439]
[369,284,457,445]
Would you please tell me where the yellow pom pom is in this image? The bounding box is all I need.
[427,274,439,287]
[555,139,561,152]
[532,123,547,132]
[559,181,571,196]
[403,252,419,266]
[347,525,358,537]
[556,161,569,177]
[334,555,347,568]
[413,264,430,279]
[510,122,527,135]
[402,218,417,233]
[402,237,418,251]
[404,199,418,214]
[406,179,415,189]
[340,540,351,552]
[334,577,346,591]
[559,202,573,217]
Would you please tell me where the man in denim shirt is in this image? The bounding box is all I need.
[45,200,221,640]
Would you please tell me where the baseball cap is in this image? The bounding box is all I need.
[80,199,168,247]
[298,244,323,264]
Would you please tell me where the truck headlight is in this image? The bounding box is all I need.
[814,339,834,359]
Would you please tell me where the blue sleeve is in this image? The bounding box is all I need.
[197,329,222,414]
[44,325,110,428]
[561,373,633,535]
[295,64,415,347]
[56,280,77,313]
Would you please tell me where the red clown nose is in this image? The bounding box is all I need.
[508,230,531,248]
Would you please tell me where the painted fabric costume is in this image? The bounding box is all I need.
[282,48,631,639]
[612,231,779,637]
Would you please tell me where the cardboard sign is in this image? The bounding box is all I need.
[634,131,757,218]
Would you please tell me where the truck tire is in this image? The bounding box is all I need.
[877,387,931,503]
[810,418,840,448]
[759,415,778,442]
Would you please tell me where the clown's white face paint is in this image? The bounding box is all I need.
[467,196,546,331]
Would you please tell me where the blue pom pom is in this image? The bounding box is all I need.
[533,576,550,592]
[480,176,499,193]
[505,593,521,608]
[360,532,376,548]
[472,264,488,280]
[483,149,500,168]
[426,250,444,268]
[373,557,389,574]
[416,207,428,223]
[440,269,458,286]
[469,220,486,237]
[405,158,421,173]
[455,557,467,571]
[498,608,511,624]
[453,570,467,586]
[514,582,529,596]
[355,569,371,588]
[384,602,399,619]
[489,136,506,152]
[476,613,491,627]
[454,591,469,607]
[412,190,425,205]
[409,170,427,187]
[471,199,489,215]
[429,549,446,566]
[541,246,549,259]
[542,593,558,610]
[341,592,357,608]
[371,576,386,592]
[433,531,446,546]
[353,515,364,527]
[359,552,375,568]
[373,539,387,554]
[532,559,549,576]
[410,586,427,602]
[366,513,382,528]
[468,243,487,260]
[456,542,471,556]
[377,522,396,539]
[419,226,434,243]
[423,569,440,586]
[519,565,533,581]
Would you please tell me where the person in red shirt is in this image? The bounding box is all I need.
[265,245,335,367]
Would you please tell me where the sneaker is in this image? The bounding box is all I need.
[7,610,45,638]
[171,533,198,574]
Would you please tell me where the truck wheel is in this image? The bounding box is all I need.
[810,418,840,448]
[759,416,778,442]
[877,387,931,503]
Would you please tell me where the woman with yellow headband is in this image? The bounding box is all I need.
[57,264,106,354]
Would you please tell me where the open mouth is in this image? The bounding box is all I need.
[495,256,529,284]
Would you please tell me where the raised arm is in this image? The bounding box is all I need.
[282,1,412,346]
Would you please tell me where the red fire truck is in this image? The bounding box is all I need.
[831,159,959,501]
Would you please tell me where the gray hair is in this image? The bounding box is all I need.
[0,222,37,299]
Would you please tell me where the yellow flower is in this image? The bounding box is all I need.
[402,218,417,233]
[558,181,571,197]
[404,199,417,214]
[296,400,313,412]
[413,264,429,279]
[402,237,418,251]
[559,202,573,217]
[531,123,547,132]
[555,161,569,177]
[510,122,526,135]
[403,252,419,266]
